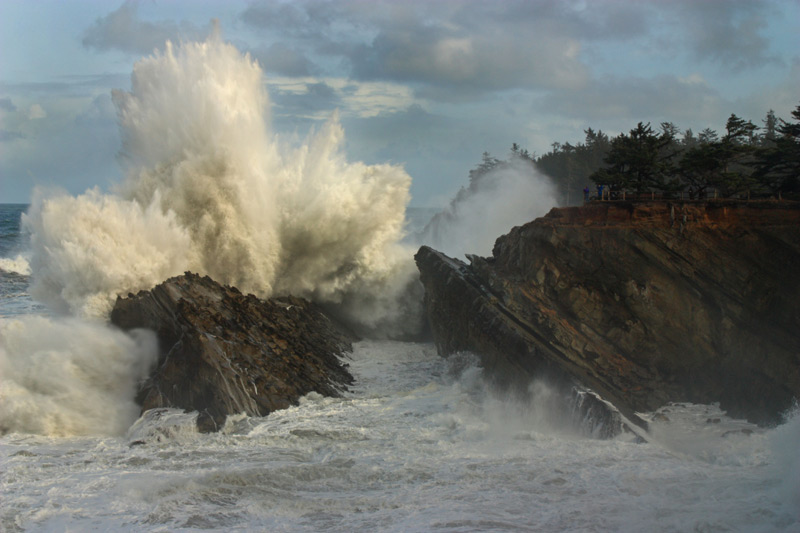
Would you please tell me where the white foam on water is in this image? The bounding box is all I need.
[1,341,796,532]
[0,315,158,436]
[0,255,31,276]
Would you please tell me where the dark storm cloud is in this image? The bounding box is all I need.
[82,0,212,55]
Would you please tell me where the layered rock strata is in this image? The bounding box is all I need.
[416,201,800,429]
[111,272,355,431]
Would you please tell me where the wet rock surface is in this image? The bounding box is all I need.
[111,272,356,431]
[416,201,800,429]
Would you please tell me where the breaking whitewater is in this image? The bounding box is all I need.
[1,36,799,532]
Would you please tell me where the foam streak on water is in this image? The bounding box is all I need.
[1,340,797,532]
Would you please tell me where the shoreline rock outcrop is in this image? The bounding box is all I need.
[111,273,356,432]
[416,201,800,430]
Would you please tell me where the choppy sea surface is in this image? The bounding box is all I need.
[1,203,799,532]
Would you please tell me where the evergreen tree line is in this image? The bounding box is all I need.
[518,102,800,204]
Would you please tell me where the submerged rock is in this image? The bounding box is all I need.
[111,272,355,431]
[416,201,800,432]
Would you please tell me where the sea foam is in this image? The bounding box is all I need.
[0,315,157,436]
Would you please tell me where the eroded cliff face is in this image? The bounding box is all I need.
[416,201,800,427]
[111,273,355,431]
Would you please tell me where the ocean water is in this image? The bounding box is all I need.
[2,203,799,532]
[0,205,42,318]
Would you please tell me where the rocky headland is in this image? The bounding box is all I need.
[416,201,800,432]
[111,273,356,432]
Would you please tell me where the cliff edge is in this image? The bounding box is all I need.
[415,201,800,428]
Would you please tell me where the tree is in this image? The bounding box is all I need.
[715,114,759,196]
[724,114,758,145]
[678,142,724,197]
[660,122,681,142]
[469,151,500,186]
[761,109,779,146]
[698,128,719,144]
[754,103,800,196]
[590,122,680,194]
[681,128,697,150]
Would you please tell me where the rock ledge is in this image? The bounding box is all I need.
[111,272,356,431]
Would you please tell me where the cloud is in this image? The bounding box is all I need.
[0,94,121,202]
[240,0,592,95]
[28,104,47,120]
[82,0,212,55]
[0,97,16,112]
[240,0,364,40]
[666,0,780,71]
[350,22,588,96]
[0,129,25,142]
[269,80,343,122]
[539,74,725,126]
[252,43,315,77]
[237,0,791,103]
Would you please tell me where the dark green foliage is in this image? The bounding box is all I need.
[535,128,611,204]
[533,101,800,202]
[754,104,800,196]
[589,122,680,194]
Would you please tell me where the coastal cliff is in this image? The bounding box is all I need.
[415,201,800,428]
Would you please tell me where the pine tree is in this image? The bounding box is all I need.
[590,122,679,194]
[755,103,800,196]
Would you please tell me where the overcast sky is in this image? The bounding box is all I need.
[1,0,798,206]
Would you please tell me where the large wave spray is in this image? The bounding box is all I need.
[416,157,559,257]
[0,316,157,435]
[24,35,417,333]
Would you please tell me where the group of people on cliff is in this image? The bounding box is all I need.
[583,184,616,202]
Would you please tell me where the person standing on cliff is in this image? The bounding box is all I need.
[583,186,590,203]
[597,184,604,201]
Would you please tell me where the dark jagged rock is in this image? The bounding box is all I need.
[111,272,356,431]
[416,201,800,432]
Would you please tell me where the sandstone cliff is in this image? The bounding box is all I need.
[111,273,355,431]
[416,201,800,428]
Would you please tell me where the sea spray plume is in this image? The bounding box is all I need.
[112,35,281,296]
[271,116,420,335]
[416,155,559,257]
[24,188,196,316]
[24,33,418,334]
[0,316,158,436]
